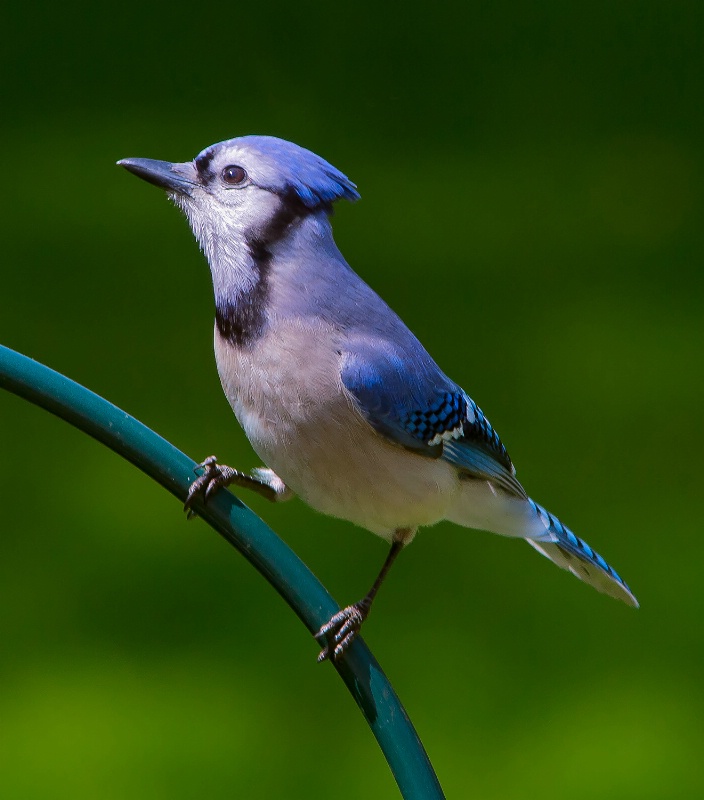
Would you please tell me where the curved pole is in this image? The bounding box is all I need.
[0,344,445,800]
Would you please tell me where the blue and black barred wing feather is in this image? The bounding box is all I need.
[440,394,527,498]
[340,342,526,498]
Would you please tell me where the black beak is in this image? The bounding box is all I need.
[117,157,196,195]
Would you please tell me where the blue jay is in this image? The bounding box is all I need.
[118,136,638,661]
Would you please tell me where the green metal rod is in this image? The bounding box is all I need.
[0,344,445,800]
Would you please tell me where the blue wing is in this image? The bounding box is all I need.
[340,339,526,498]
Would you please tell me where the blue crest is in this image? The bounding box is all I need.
[216,135,360,210]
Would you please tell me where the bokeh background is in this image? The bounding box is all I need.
[2,2,703,797]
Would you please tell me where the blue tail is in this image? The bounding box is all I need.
[526,500,638,607]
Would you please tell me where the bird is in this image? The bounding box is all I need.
[118,136,638,661]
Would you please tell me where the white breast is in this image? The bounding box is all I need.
[213,319,461,540]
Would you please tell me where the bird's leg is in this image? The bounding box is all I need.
[315,535,407,663]
[184,455,294,518]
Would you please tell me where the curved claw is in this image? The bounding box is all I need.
[194,455,218,474]
[204,478,221,501]
[315,604,366,662]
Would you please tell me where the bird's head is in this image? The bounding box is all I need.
[118,136,359,252]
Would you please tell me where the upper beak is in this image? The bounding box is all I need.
[117,157,197,195]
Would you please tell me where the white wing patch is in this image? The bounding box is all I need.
[427,424,464,447]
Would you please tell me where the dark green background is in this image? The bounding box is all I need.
[2,2,703,797]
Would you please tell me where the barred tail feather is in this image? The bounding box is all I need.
[526,500,638,608]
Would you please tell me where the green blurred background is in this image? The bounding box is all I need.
[2,1,703,797]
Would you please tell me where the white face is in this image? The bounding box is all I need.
[171,144,284,255]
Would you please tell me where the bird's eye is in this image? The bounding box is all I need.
[221,165,247,185]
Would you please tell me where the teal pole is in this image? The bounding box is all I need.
[0,344,445,800]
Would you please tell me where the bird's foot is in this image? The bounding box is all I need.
[184,456,291,518]
[315,600,370,663]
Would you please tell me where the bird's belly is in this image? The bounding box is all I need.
[241,393,459,539]
[215,327,459,539]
